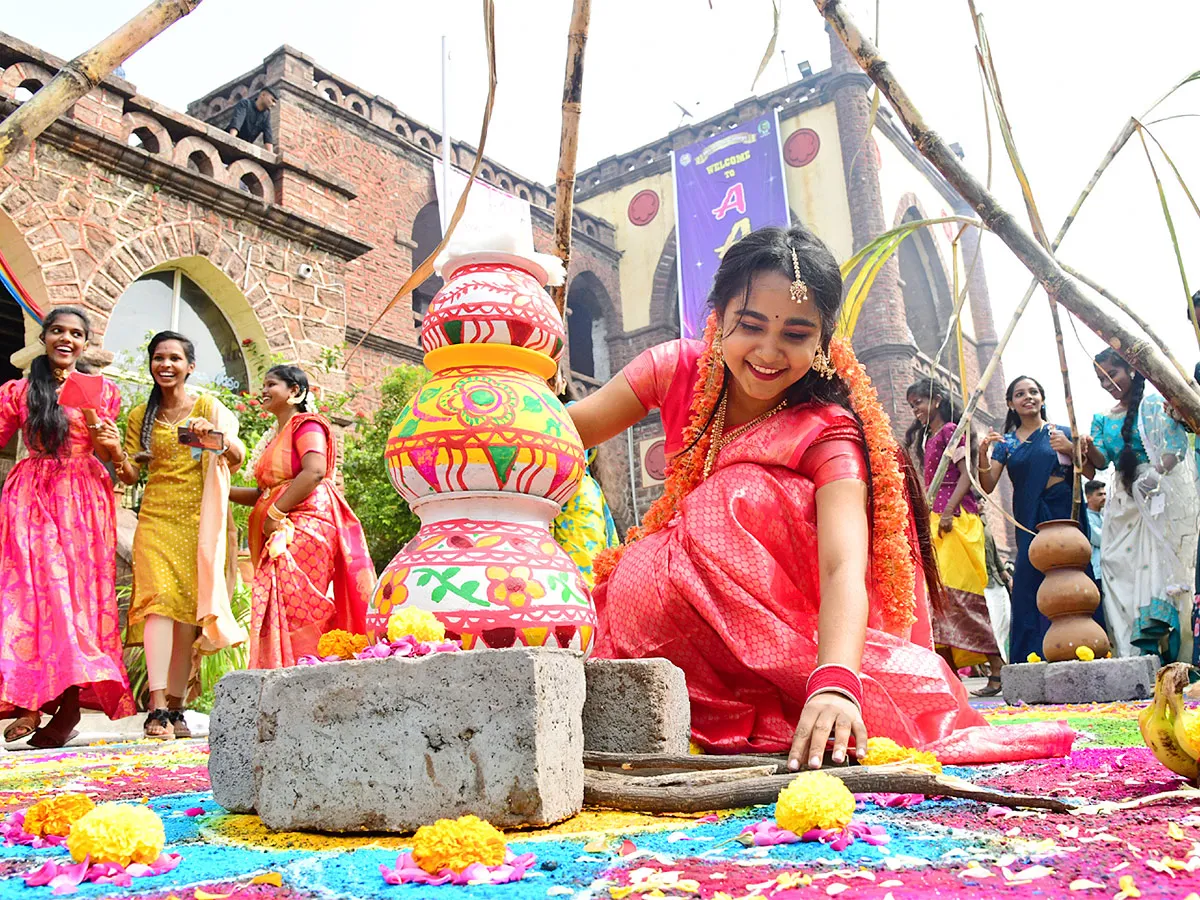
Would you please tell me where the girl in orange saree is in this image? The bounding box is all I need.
[569,225,1072,769]
[232,366,373,668]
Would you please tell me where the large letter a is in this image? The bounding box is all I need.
[711,183,746,221]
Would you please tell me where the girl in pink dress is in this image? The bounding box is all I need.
[0,307,134,748]
[569,225,1072,769]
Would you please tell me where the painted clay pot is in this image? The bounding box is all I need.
[367,251,597,654]
[1030,519,1111,662]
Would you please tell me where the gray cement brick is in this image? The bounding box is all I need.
[208,669,269,813]
[1001,661,1047,705]
[1043,655,1160,705]
[252,648,585,833]
[582,658,690,754]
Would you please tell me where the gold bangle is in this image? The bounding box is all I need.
[267,503,287,522]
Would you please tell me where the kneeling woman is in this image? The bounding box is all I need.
[232,366,373,667]
[570,225,1069,769]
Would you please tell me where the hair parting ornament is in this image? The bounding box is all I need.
[594,313,917,633]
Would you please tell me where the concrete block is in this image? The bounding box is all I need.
[252,648,585,833]
[1001,661,1047,705]
[583,658,690,754]
[208,669,269,813]
[1043,655,1160,705]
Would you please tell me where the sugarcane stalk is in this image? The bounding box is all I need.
[0,0,202,169]
[548,0,591,317]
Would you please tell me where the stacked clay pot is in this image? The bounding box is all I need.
[1029,519,1111,662]
[366,251,597,654]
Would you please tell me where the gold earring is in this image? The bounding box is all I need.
[811,345,835,380]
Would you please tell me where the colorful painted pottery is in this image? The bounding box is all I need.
[367,251,597,654]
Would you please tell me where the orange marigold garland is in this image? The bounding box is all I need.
[827,337,916,632]
[594,311,725,582]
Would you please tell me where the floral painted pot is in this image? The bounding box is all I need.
[368,250,597,655]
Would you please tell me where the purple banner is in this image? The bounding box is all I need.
[672,112,789,339]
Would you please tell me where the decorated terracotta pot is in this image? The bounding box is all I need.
[1031,519,1110,662]
[367,251,597,654]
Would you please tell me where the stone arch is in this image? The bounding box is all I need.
[565,270,617,382]
[249,74,266,94]
[478,163,495,183]
[120,111,173,157]
[414,129,436,152]
[393,118,413,141]
[648,228,679,330]
[515,184,531,202]
[315,79,343,105]
[344,92,370,117]
[207,97,227,114]
[172,136,226,183]
[893,193,955,365]
[0,61,54,100]
[410,200,442,328]
[227,159,276,204]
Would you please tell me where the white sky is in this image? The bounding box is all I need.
[5,0,1200,425]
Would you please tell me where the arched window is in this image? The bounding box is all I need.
[897,207,954,366]
[105,270,250,390]
[410,201,443,331]
[566,273,610,383]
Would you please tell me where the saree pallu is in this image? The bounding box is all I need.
[595,404,1073,765]
[930,511,1000,665]
[248,414,373,668]
[0,378,134,720]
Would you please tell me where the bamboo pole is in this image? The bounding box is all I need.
[813,0,1200,493]
[0,0,202,170]
[548,0,591,317]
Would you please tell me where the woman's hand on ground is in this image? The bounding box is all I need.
[789,691,867,771]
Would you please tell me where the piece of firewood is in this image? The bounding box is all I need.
[584,751,789,773]
[622,765,780,788]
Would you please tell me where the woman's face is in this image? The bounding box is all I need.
[908,391,935,426]
[42,314,88,369]
[719,270,822,410]
[150,340,195,389]
[260,373,298,415]
[1008,379,1043,418]
[1096,360,1132,400]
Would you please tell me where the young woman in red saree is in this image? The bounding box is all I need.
[569,225,1071,770]
[231,366,373,667]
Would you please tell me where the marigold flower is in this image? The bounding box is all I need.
[775,771,855,835]
[66,803,164,866]
[317,629,369,660]
[386,607,445,644]
[1075,645,1095,661]
[23,794,95,837]
[1027,652,1042,663]
[410,815,506,874]
[860,736,942,773]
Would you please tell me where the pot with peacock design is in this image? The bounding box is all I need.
[366,251,597,654]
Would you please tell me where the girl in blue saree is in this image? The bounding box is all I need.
[979,376,1101,662]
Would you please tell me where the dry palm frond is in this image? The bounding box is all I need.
[750,0,781,93]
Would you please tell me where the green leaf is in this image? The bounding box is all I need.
[431,585,447,604]
[416,570,433,587]
[459,580,480,598]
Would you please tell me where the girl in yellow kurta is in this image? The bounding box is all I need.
[115,332,245,738]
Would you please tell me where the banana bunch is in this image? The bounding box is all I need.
[1138,663,1200,782]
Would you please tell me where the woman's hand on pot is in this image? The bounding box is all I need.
[789,691,867,771]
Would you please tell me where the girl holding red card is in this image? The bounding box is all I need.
[0,306,134,748]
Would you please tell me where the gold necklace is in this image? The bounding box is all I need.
[703,393,788,479]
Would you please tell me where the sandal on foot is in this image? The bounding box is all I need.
[972,676,1003,697]
[167,709,191,739]
[4,713,41,743]
[143,709,174,740]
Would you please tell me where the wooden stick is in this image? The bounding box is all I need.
[0,0,202,170]
[814,0,1200,434]
[584,751,788,772]
[584,767,1073,814]
[548,0,591,317]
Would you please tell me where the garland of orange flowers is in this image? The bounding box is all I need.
[594,323,917,633]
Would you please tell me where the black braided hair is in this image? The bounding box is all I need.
[27,307,92,458]
[1094,348,1144,494]
[139,331,196,455]
[1003,375,1048,434]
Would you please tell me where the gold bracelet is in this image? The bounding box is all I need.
[267,503,287,522]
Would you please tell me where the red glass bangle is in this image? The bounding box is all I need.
[805,663,864,709]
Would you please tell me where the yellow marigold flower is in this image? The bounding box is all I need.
[317,629,369,660]
[775,771,855,835]
[860,736,943,773]
[1181,710,1200,749]
[411,815,506,874]
[387,607,446,644]
[1027,652,1042,663]
[1075,645,1095,661]
[67,803,165,866]
[23,793,95,837]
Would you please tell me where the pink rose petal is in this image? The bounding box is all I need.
[380,851,534,886]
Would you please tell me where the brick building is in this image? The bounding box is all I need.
[0,26,1009,543]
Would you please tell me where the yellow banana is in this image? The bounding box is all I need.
[1138,663,1199,782]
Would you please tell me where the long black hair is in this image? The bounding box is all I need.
[1002,375,1048,434]
[140,331,196,454]
[27,306,92,458]
[696,224,944,611]
[266,364,310,412]
[904,377,964,466]
[1094,347,1144,494]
